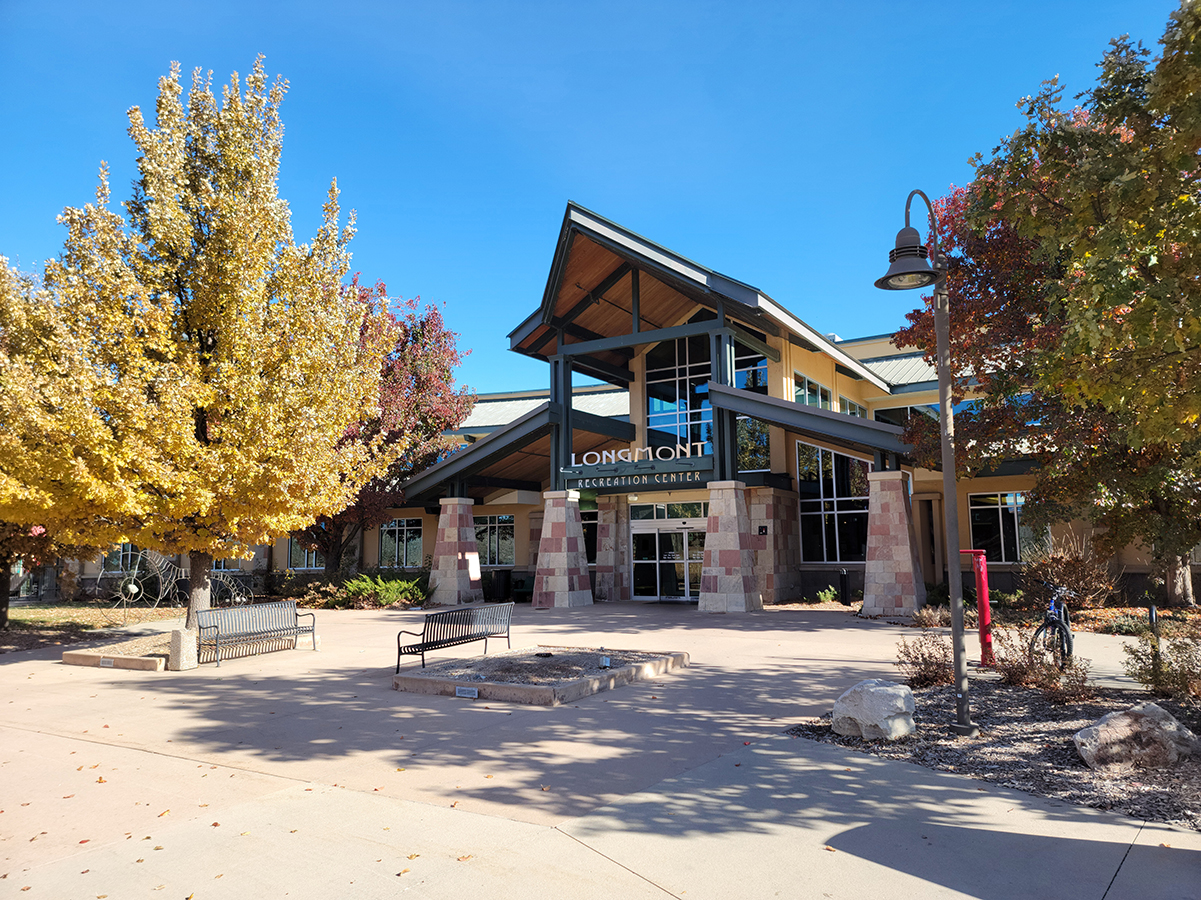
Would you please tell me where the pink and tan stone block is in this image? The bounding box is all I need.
[699,481,762,613]
[533,490,594,608]
[429,497,484,606]
[862,471,927,617]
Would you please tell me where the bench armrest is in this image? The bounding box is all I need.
[296,610,316,628]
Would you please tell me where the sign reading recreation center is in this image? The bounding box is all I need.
[562,444,714,493]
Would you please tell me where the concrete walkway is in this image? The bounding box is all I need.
[1,604,1197,898]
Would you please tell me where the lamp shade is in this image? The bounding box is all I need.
[874,225,939,291]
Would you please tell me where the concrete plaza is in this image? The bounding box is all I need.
[2,604,1197,898]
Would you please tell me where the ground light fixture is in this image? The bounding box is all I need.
[875,189,979,738]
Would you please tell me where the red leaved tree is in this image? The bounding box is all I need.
[896,185,1201,606]
[290,279,474,575]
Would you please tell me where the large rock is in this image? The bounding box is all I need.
[1074,702,1199,771]
[832,679,916,740]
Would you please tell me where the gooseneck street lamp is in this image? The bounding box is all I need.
[875,189,979,737]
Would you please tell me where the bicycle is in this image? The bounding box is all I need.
[1029,579,1074,669]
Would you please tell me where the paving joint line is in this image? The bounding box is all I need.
[1100,820,1145,900]
[554,824,680,897]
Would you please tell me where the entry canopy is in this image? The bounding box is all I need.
[509,203,888,392]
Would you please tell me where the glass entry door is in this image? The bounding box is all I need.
[632,528,705,600]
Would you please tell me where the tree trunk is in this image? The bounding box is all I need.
[0,559,11,630]
[322,530,344,576]
[186,551,214,630]
[1163,554,1196,608]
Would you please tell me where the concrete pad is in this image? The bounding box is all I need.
[560,735,1200,900]
[10,782,671,899]
[2,605,1194,898]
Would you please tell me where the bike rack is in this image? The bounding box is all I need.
[959,549,995,666]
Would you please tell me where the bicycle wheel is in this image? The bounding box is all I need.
[1030,620,1072,669]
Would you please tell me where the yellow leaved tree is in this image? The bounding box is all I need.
[0,59,405,628]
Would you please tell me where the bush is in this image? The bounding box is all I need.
[1043,656,1097,705]
[342,573,429,607]
[292,570,431,609]
[910,604,978,630]
[991,628,1057,689]
[895,631,954,687]
[1122,622,1201,698]
[1106,614,1150,636]
[990,628,1098,703]
[1020,531,1115,609]
[816,585,839,603]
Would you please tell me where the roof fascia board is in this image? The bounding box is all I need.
[707,383,910,455]
[402,403,559,498]
[756,296,892,392]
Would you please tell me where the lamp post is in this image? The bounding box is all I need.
[875,189,978,737]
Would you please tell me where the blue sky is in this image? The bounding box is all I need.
[0,1,1180,394]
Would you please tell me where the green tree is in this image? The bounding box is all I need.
[897,186,1201,606]
[0,60,404,628]
[971,2,1201,441]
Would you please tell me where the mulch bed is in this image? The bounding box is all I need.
[788,680,1201,832]
[418,647,671,685]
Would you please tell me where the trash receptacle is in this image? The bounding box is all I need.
[491,569,511,601]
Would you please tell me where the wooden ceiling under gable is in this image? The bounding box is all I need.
[513,233,742,380]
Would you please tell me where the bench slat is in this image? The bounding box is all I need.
[197,600,315,666]
[396,602,514,671]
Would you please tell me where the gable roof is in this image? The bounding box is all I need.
[509,202,891,392]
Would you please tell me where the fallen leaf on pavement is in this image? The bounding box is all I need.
[457,856,472,862]
[396,869,410,876]
[158,809,169,817]
[824,846,837,853]
[407,854,419,859]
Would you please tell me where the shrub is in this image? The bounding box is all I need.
[1043,656,1097,705]
[342,573,429,607]
[990,628,1098,702]
[816,585,839,603]
[1106,614,1150,636]
[991,628,1057,689]
[910,603,978,630]
[1122,623,1201,698]
[1020,531,1115,609]
[895,631,955,687]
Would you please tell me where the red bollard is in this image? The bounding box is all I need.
[959,549,995,666]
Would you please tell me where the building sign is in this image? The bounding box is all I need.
[562,451,714,494]
[569,443,707,467]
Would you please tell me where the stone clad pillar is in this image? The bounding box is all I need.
[699,481,762,613]
[429,497,483,606]
[533,490,594,608]
[593,495,619,602]
[862,471,928,617]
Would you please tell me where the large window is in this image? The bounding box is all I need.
[874,405,939,427]
[102,543,139,573]
[288,539,324,571]
[645,314,771,473]
[646,328,714,452]
[630,502,709,521]
[380,518,423,568]
[969,493,1033,563]
[840,396,866,418]
[794,374,833,410]
[797,442,871,562]
[474,515,515,566]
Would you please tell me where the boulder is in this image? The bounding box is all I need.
[832,679,916,740]
[1074,702,1200,771]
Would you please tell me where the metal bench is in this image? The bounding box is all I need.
[396,602,514,671]
[196,600,316,666]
